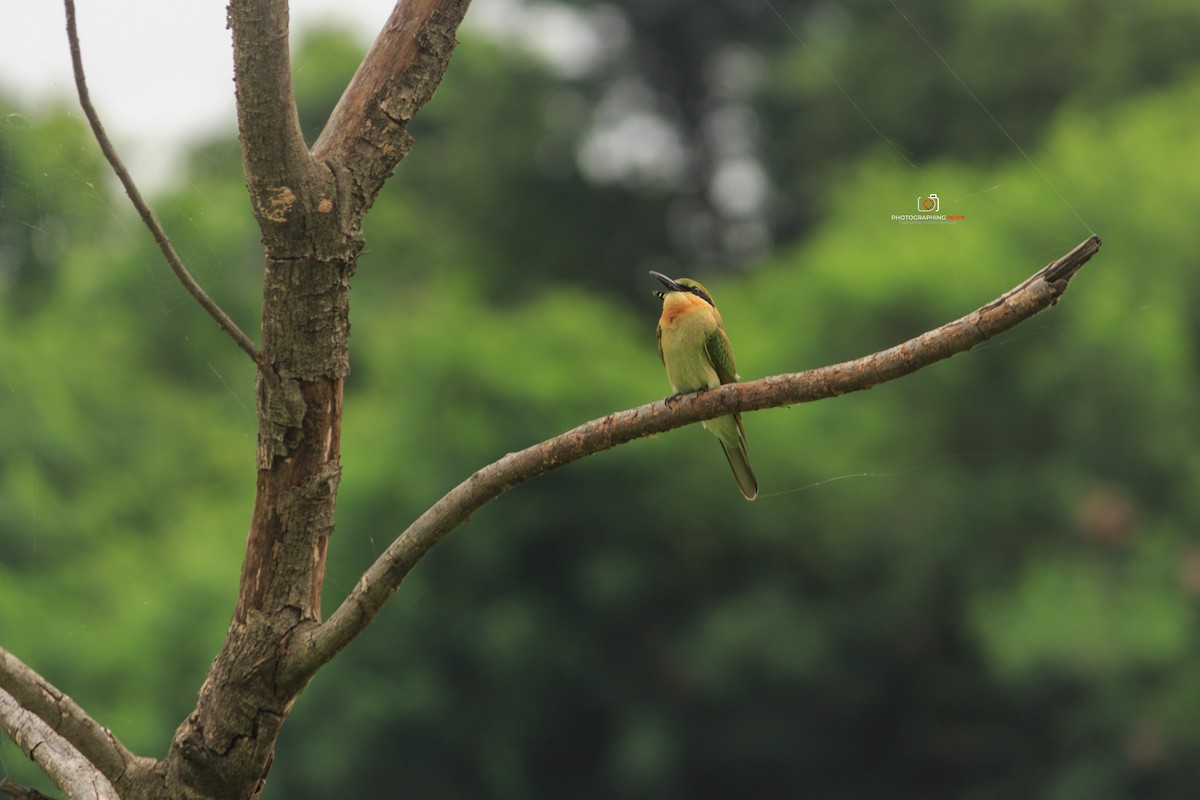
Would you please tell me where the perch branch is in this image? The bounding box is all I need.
[0,690,119,800]
[284,235,1101,680]
[63,0,263,366]
[0,647,150,789]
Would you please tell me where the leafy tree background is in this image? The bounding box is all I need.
[2,0,1200,796]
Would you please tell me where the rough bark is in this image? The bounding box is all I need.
[312,0,470,207]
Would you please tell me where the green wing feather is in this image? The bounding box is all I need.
[704,326,757,500]
[704,327,739,385]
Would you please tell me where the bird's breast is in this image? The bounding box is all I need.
[659,300,720,393]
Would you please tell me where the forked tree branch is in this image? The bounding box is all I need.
[63,0,263,366]
[0,647,150,790]
[284,235,1102,680]
[0,690,119,800]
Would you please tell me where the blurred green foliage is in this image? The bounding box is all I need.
[3,1,1200,797]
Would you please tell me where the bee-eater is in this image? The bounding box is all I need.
[650,271,758,501]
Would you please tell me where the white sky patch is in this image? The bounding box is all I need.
[0,0,523,189]
[2,1,391,133]
[0,0,633,190]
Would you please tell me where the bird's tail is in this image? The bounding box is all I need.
[707,413,758,501]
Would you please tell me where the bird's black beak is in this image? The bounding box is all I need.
[649,270,684,294]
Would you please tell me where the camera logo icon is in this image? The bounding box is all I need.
[917,193,940,212]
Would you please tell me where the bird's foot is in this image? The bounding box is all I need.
[665,387,707,406]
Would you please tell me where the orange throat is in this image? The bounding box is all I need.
[659,291,711,326]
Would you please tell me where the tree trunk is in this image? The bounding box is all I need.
[156,0,469,795]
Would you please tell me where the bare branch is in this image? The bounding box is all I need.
[0,647,150,789]
[283,235,1101,679]
[226,0,331,244]
[63,0,263,366]
[312,0,472,208]
[0,690,119,800]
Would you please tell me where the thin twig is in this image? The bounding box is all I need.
[63,0,263,366]
[284,235,1101,682]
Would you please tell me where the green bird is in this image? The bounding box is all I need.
[650,271,758,501]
